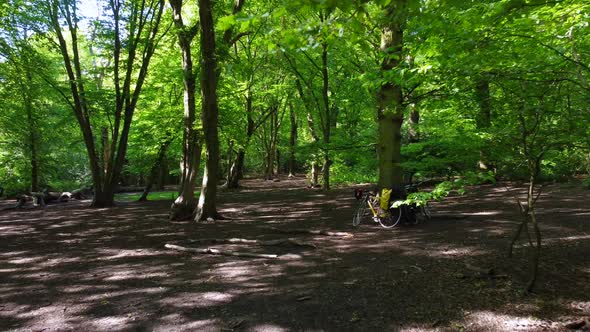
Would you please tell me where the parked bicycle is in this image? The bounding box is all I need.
[353,189,403,228]
[353,185,431,228]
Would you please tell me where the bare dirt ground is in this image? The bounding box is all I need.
[0,177,589,332]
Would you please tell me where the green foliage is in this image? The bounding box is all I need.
[114,191,191,202]
[392,180,463,208]
[393,171,494,208]
[1,0,589,197]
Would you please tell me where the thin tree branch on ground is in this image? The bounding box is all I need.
[165,243,279,259]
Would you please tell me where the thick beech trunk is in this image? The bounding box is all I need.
[93,187,115,207]
[377,2,405,194]
[228,150,245,188]
[168,0,202,220]
[195,0,222,222]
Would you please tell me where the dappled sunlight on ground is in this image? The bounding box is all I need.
[0,178,589,331]
[462,310,556,331]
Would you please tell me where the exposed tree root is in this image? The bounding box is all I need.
[266,227,353,238]
[165,243,279,259]
[188,237,316,248]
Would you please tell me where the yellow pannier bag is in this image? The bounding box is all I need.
[380,188,392,210]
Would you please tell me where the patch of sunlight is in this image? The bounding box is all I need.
[96,248,162,260]
[83,287,166,301]
[463,310,552,331]
[17,303,81,323]
[569,301,590,314]
[89,316,131,330]
[154,317,222,330]
[468,211,502,216]
[59,284,117,294]
[247,324,290,332]
[40,257,82,267]
[0,225,34,233]
[425,246,490,258]
[400,327,436,332]
[207,261,286,286]
[306,272,327,278]
[561,234,590,241]
[8,256,45,264]
[0,250,28,257]
[159,292,235,309]
[212,263,254,279]
[103,269,143,281]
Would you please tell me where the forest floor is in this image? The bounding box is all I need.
[0,176,589,332]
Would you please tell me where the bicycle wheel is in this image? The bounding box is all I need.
[378,206,403,228]
[352,199,368,226]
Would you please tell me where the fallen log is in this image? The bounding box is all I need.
[5,188,87,209]
[266,227,353,238]
[188,237,316,249]
[71,187,92,200]
[164,243,279,259]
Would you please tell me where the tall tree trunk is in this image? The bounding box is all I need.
[288,103,297,177]
[169,0,202,220]
[139,136,173,201]
[276,149,281,176]
[526,173,541,292]
[408,104,420,143]
[93,187,115,206]
[225,139,234,186]
[101,127,110,172]
[377,2,405,194]
[156,158,168,190]
[23,69,39,192]
[228,150,245,187]
[227,93,254,188]
[295,79,319,143]
[264,107,278,180]
[475,76,492,170]
[320,39,331,191]
[195,0,222,222]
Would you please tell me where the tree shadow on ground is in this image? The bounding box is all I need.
[0,177,588,331]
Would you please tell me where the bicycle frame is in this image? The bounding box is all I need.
[353,191,403,228]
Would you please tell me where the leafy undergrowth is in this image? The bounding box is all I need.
[114,190,198,202]
[0,177,588,331]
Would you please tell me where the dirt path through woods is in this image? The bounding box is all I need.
[0,177,589,331]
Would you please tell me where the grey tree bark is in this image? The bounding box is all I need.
[168,0,203,220]
[377,1,406,194]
